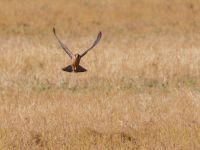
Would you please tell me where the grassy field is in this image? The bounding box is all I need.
[0,0,200,149]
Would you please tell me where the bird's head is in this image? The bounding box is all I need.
[74,54,80,59]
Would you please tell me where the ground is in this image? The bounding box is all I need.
[0,0,200,149]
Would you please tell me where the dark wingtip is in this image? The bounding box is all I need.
[53,27,56,34]
[96,31,102,41]
[99,31,102,37]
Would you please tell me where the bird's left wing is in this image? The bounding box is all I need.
[80,31,102,58]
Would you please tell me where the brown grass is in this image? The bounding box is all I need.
[0,0,200,149]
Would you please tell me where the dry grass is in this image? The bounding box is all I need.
[0,0,200,149]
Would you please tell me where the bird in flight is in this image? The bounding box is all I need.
[53,28,102,72]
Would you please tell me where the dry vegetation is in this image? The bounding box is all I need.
[0,0,200,149]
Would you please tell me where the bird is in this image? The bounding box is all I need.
[53,27,102,72]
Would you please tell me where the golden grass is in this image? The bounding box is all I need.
[0,0,200,149]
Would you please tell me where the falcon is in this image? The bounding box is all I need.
[53,28,102,72]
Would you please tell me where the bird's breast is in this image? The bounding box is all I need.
[72,57,80,67]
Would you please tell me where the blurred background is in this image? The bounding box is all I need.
[0,0,200,41]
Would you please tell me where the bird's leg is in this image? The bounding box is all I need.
[74,66,78,73]
[72,65,75,72]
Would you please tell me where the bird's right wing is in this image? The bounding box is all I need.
[53,27,73,59]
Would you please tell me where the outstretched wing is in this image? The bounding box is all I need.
[80,31,102,58]
[53,27,73,59]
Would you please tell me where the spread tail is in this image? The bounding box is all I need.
[62,65,87,72]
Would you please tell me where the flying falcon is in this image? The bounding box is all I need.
[53,28,102,72]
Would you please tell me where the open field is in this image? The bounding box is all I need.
[0,0,200,149]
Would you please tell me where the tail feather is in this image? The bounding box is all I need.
[62,65,87,73]
[62,65,73,72]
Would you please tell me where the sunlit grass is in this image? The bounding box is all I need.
[0,0,200,149]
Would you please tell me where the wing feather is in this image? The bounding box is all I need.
[53,28,73,59]
[80,32,102,58]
